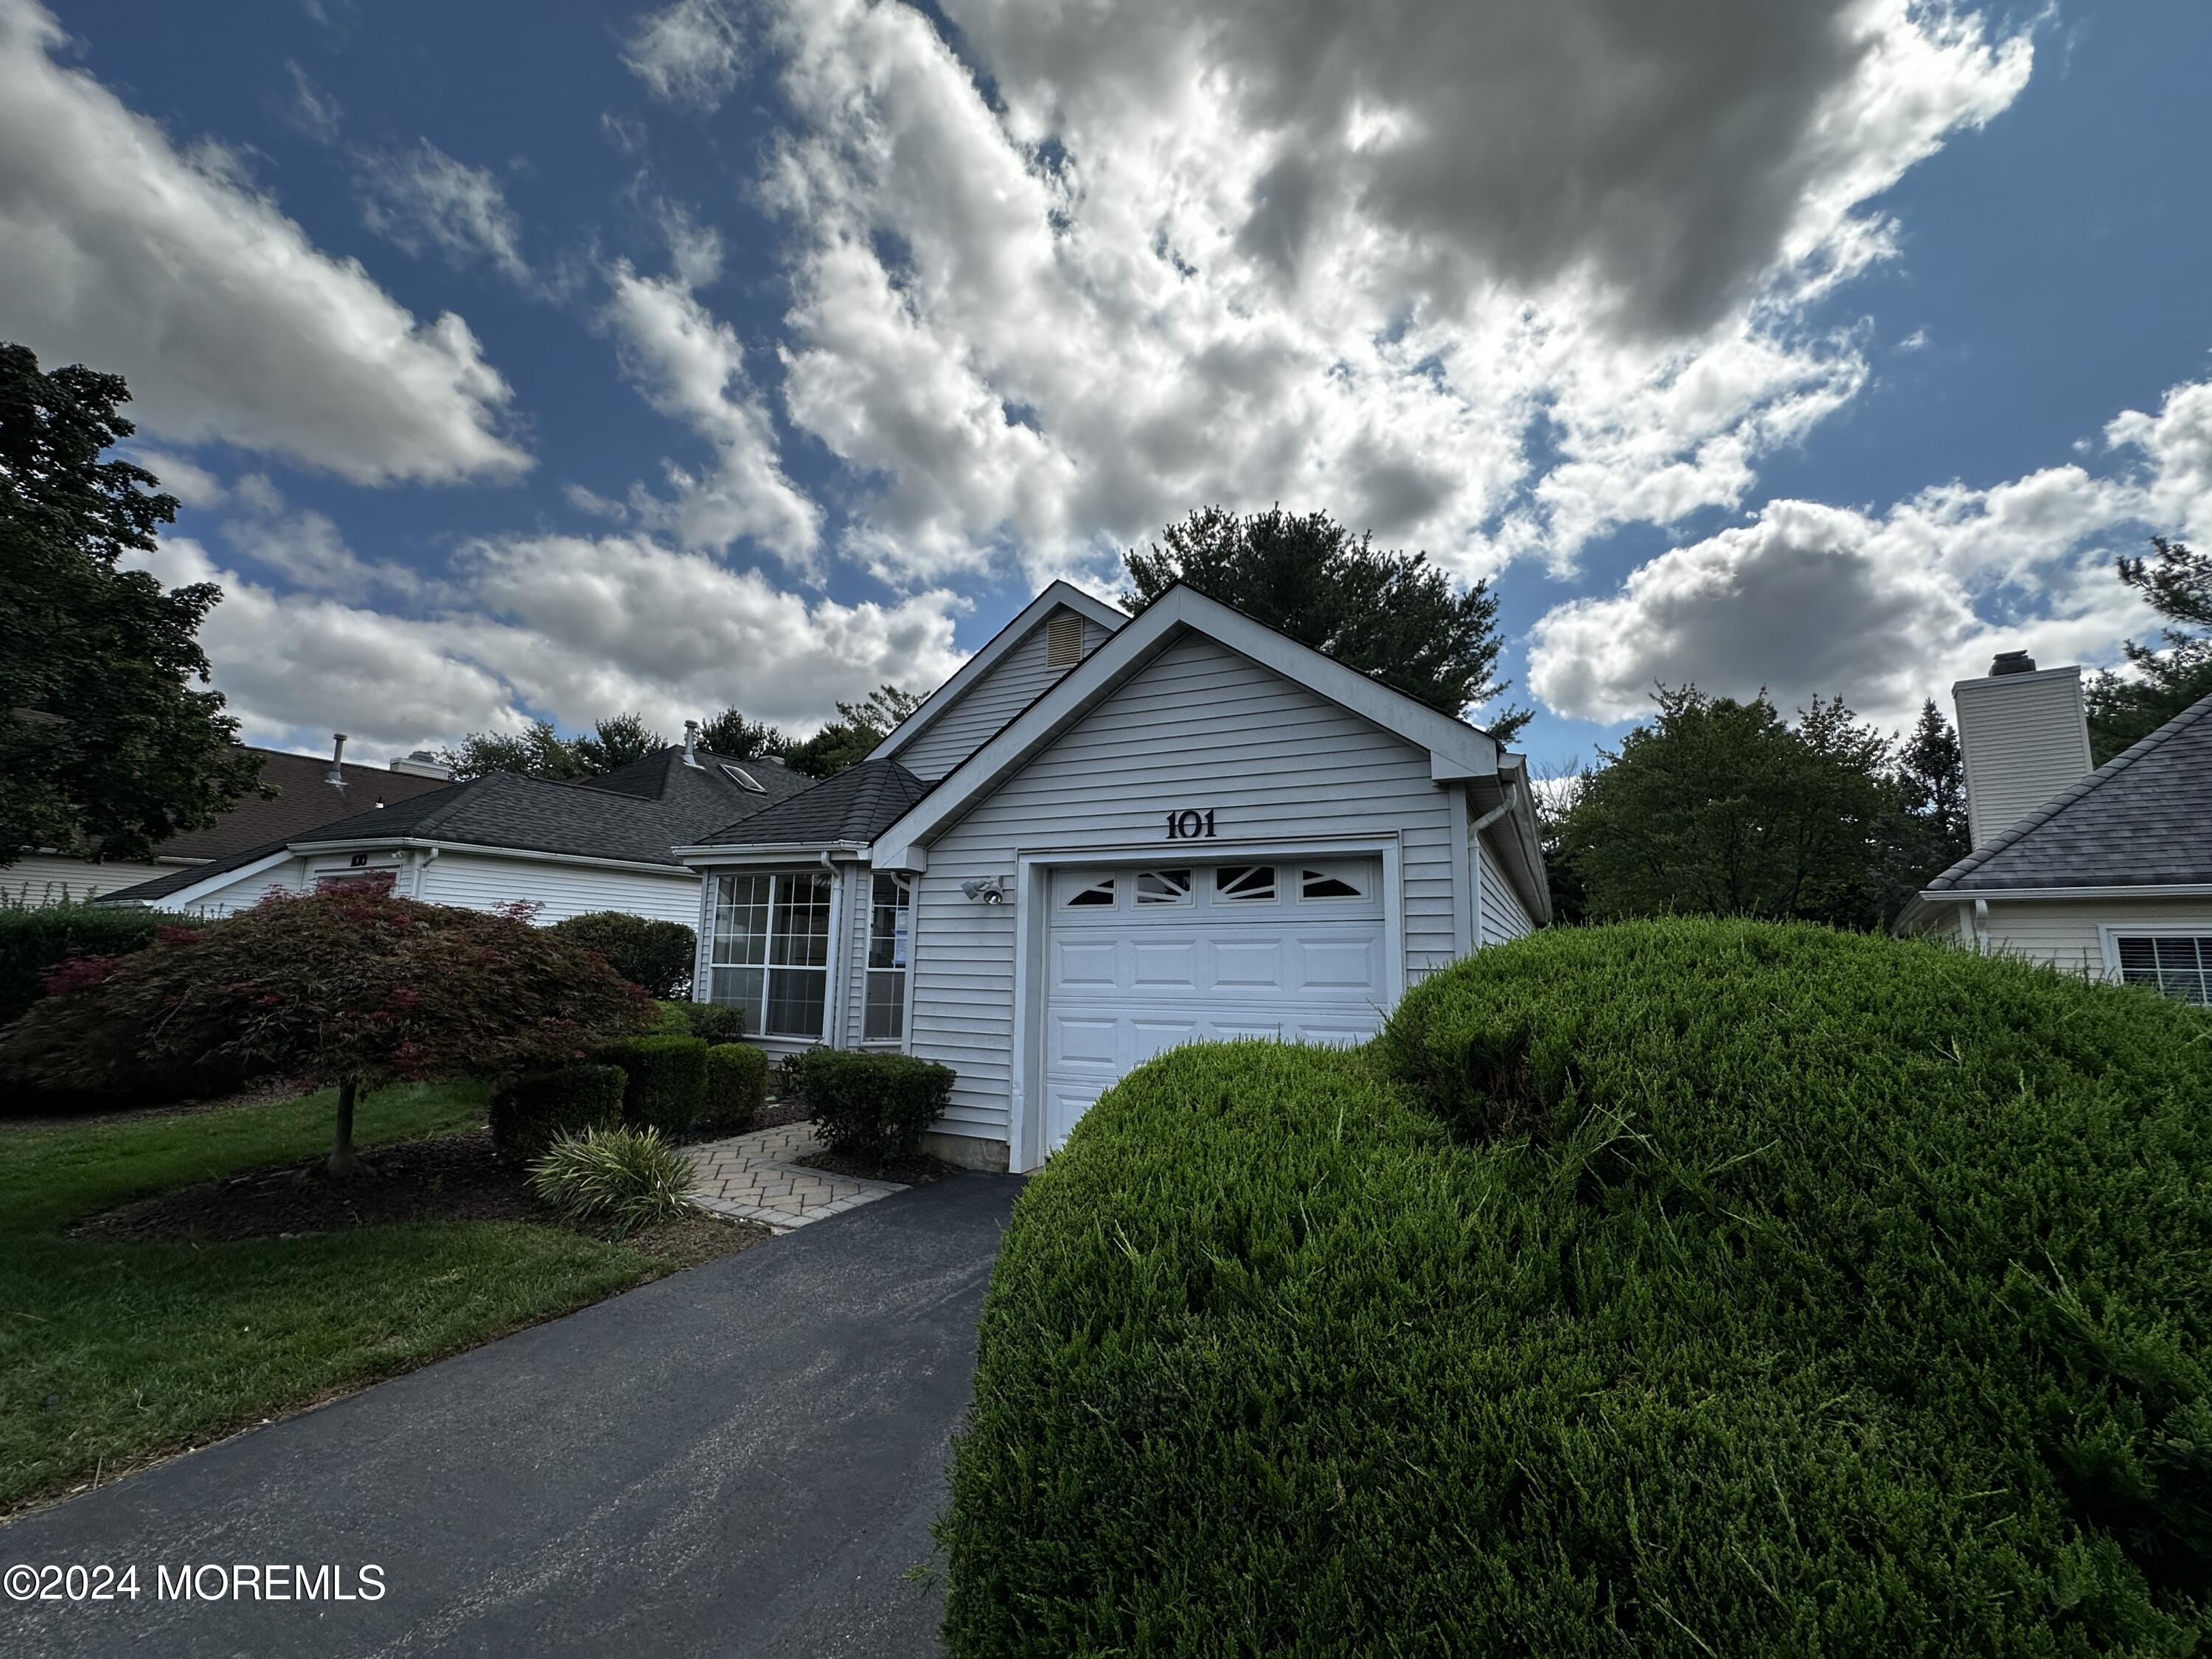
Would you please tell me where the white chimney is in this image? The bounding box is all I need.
[389,749,453,780]
[1952,651,2094,849]
[324,733,349,790]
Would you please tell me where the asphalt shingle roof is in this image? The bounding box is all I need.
[138,747,456,861]
[1925,687,2212,892]
[696,758,931,847]
[100,748,813,904]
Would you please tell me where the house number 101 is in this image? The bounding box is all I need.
[1165,808,1217,840]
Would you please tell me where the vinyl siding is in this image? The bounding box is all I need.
[1476,830,1534,945]
[1954,668,2093,849]
[907,630,1458,1145]
[414,851,699,928]
[895,608,1110,783]
[1975,896,2212,981]
[2,853,177,907]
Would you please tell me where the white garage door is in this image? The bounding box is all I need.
[1042,858,1389,1152]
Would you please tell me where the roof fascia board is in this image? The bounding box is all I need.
[873,581,1128,762]
[289,836,689,876]
[872,585,1498,869]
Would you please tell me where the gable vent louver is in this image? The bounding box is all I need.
[1046,612,1083,667]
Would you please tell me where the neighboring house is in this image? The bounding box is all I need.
[5,742,456,908]
[97,740,813,927]
[678,581,1551,1173]
[1896,653,2212,1003]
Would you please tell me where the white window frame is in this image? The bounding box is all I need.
[862,872,914,1046]
[2099,924,2212,1004]
[707,869,837,1040]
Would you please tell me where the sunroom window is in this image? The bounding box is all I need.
[709,872,832,1038]
[865,873,911,1043]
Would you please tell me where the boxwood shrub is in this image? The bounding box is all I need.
[699,1043,768,1135]
[797,1050,953,1159]
[591,1034,709,1138]
[942,920,2212,1655]
[488,1063,626,1160]
[655,1000,746,1045]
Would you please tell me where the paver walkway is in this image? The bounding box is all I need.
[688,1119,906,1230]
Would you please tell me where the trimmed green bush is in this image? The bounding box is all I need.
[699,1043,767,1135]
[546,911,697,999]
[942,921,2212,1655]
[591,1034,709,1138]
[526,1123,697,1235]
[0,902,204,1026]
[797,1049,953,1160]
[655,999,746,1044]
[487,1063,626,1160]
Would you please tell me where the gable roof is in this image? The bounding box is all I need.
[871,580,1127,766]
[684,758,932,853]
[98,748,811,906]
[120,745,455,863]
[870,582,1512,867]
[1914,686,2212,902]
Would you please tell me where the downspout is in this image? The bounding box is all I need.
[1467,786,1514,947]
[1971,897,1990,953]
[409,844,439,900]
[821,849,845,1049]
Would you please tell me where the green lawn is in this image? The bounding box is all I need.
[0,1083,668,1513]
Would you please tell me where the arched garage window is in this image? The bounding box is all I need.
[709,872,831,1038]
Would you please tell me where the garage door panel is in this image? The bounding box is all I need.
[1054,940,1119,987]
[1043,857,1388,1154]
[1298,936,1385,990]
[1130,939,1200,988]
[1050,1015,1119,1068]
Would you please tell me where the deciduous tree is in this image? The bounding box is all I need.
[784,686,925,777]
[0,888,654,1177]
[1123,504,1527,737]
[0,343,262,862]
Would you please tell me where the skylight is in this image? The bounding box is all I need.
[721,764,766,793]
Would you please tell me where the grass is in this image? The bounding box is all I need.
[0,1081,677,1514]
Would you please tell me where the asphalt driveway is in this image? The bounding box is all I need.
[2,1172,1023,1658]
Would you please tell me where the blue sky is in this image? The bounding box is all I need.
[3,0,2207,773]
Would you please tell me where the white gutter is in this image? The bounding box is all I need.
[288,837,691,877]
[675,840,869,866]
[1912,883,2212,902]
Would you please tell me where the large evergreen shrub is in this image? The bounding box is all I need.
[546,911,696,999]
[942,921,2212,1655]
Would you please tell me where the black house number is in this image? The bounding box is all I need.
[1165,808,1217,840]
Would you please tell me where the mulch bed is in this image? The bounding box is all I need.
[751,1097,812,1132]
[793,1147,961,1186]
[68,1128,770,1266]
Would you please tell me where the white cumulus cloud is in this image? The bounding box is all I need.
[356,138,531,285]
[0,0,529,485]
[623,0,747,110]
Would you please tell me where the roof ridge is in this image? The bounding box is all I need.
[1924,683,2212,891]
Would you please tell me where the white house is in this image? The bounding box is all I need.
[98,742,813,928]
[1895,653,2212,999]
[7,742,455,908]
[678,582,1551,1172]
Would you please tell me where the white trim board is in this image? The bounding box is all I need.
[872,584,1501,872]
[873,581,1127,765]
